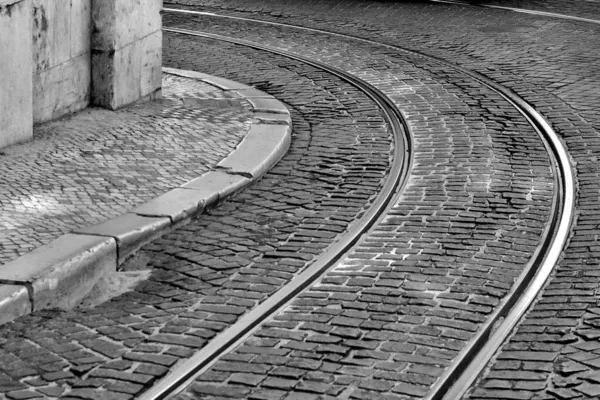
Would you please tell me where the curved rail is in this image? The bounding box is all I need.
[159,9,576,400]
[139,27,413,400]
[429,0,600,26]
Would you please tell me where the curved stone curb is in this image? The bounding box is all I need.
[0,68,292,326]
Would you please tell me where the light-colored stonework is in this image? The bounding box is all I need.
[0,0,33,148]
[0,0,163,149]
[32,0,91,123]
[92,0,163,109]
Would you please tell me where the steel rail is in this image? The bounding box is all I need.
[139,27,413,400]
[429,0,600,25]
[160,8,576,400]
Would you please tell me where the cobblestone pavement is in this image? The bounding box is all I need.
[163,9,556,400]
[1,1,599,400]
[162,1,600,399]
[0,31,396,399]
[0,73,252,265]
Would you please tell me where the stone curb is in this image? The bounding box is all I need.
[0,68,292,326]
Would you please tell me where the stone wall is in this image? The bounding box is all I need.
[32,0,91,123]
[0,0,33,148]
[0,0,162,149]
[92,0,162,110]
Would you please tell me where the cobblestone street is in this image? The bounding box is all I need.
[1,0,600,399]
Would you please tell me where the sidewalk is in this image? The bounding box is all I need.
[0,71,251,265]
[0,68,292,324]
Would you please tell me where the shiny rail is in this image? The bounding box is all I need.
[139,26,414,400]
[430,0,600,25]
[158,8,576,400]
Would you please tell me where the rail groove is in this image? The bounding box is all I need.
[158,9,577,399]
[139,27,413,400]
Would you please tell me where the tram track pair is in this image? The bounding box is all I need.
[142,8,575,400]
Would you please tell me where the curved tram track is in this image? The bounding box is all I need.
[140,25,413,400]
[143,11,576,400]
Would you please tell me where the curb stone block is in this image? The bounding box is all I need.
[232,89,275,98]
[253,112,292,125]
[162,68,254,90]
[0,233,117,311]
[132,188,217,224]
[75,213,172,264]
[218,124,292,179]
[182,170,251,198]
[0,285,31,326]
[245,97,290,114]
[198,76,254,91]
[161,67,211,81]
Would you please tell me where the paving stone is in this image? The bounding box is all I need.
[104,381,144,395]
[133,363,169,377]
[88,369,154,384]
[5,390,44,399]
[71,379,105,388]
[229,373,265,387]
[64,388,132,400]
[191,383,251,397]
[36,386,65,397]
[575,383,600,397]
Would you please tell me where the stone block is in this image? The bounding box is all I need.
[0,285,31,326]
[232,89,274,98]
[246,97,290,114]
[92,0,162,51]
[91,0,162,109]
[51,0,71,66]
[140,30,162,99]
[0,234,117,311]
[70,0,91,58]
[75,213,171,264]
[201,75,254,91]
[90,0,115,50]
[182,170,251,199]
[33,53,91,123]
[132,188,215,224]
[252,112,292,125]
[31,0,50,73]
[32,0,72,70]
[0,0,33,149]
[218,124,292,179]
[92,40,142,109]
[126,0,162,46]
[162,67,211,81]
[31,0,92,122]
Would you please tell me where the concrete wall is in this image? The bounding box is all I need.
[0,0,162,149]
[0,0,33,148]
[32,0,92,123]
